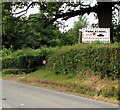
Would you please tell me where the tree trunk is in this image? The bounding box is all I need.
[97,2,114,43]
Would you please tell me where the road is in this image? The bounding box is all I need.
[0,79,119,109]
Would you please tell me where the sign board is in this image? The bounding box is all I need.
[81,28,110,43]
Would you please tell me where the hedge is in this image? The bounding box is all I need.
[2,44,119,79]
[46,44,119,79]
[2,46,59,70]
[2,55,44,69]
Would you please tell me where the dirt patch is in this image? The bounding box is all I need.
[21,78,74,88]
[2,76,26,81]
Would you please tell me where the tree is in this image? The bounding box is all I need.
[3,1,120,44]
[2,4,64,49]
[67,16,88,44]
[2,2,22,49]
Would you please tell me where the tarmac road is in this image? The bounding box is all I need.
[0,79,119,109]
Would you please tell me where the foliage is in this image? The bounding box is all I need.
[2,46,59,70]
[20,14,64,48]
[46,43,119,79]
[66,16,88,44]
[102,86,119,99]
[2,43,119,79]
[113,24,120,42]
[2,2,120,50]
[2,45,14,57]
[2,2,21,49]
[2,3,65,49]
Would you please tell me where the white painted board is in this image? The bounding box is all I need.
[82,28,110,43]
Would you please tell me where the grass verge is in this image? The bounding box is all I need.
[19,69,119,104]
[2,68,119,104]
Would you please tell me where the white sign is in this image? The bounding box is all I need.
[81,28,110,43]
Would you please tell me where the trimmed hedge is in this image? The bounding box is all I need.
[2,58,18,69]
[2,44,119,79]
[2,46,59,70]
[2,55,45,69]
[47,44,119,79]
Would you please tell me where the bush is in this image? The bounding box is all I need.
[2,46,60,70]
[2,45,14,57]
[2,55,44,69]
[46,44,119,79]
[2,57,19,69]
[18,55,43,69]
[2,44,119,79]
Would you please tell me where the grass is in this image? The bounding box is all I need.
[1,70,27,78]
[2,68,119,104]
[19,69,119,104]
[20,69,96,96]
[2,74,26,77]
[25,69,81,83]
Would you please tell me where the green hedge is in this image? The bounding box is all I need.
[2,46,59,70]
[2,44,119,79]
[2,55,44,69]
[47,44,119,79]
[2,58,18,69]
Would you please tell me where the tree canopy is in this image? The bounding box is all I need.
[2,1,120,49]
[3,2,119,26]
[11,2,119,24]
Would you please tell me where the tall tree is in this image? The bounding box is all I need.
[2,4,64,49]
[2,2,20,48]
[3,1,120,43]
